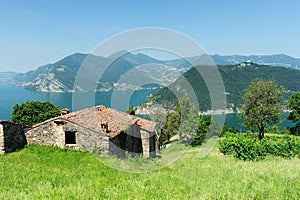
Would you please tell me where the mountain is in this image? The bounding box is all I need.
[0,72,18,81]
[3,52,300,92]
[211,54,300,69]
[15,53,88,92]
[150,63,300,111]
[11,52,190,92]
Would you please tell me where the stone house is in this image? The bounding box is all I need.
[0,121,27,154]
[25,105,156,157]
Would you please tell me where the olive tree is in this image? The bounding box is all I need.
[240,79,285,140]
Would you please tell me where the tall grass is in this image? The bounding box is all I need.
[1,143,300,199]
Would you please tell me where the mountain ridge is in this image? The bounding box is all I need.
[1,52,300,92]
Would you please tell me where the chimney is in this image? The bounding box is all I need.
[60,108,70,115]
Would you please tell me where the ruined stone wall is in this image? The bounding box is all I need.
[140,129,156,158]
[69,122,109,154]
[0,122,27,153]
[24,118,155,157]
[26,119,109,153]
[149,132,156,158]
[26,120,65,148]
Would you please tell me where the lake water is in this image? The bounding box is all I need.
[0,82,152,120]
[0,82,296,131]
[216,112,296,132]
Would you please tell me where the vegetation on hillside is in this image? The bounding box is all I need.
[220,132,300,161]
[150,63,300,111]
[152,97,217,148]
[11,100,61,126]
[1,144,300,199]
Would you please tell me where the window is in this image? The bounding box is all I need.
[65,131,76,144]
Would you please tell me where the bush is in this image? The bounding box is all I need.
[266,125,281,134]
[219,132,300,161]
[11,100,61,126]
[289,123,300,136]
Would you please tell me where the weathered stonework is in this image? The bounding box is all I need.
[25,105,156,158]
[26,119,109,153]
[140,129,156,158]
[0,121,27,154]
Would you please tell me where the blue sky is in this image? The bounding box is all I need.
[1,0,300,72]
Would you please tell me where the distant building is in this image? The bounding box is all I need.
[25,105,156,158]
[0,121,27,154]
[238,60,253,67]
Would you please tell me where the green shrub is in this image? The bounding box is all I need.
[220,132,266,160]
[266,125,281,134]
[219,132,300,161]
[290,123,300,136]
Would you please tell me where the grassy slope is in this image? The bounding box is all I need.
[1,144,300,199]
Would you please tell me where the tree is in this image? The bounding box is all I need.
[287,92,300,135]
[126,105,135,115]
[240,79,285,140]
[176,97,198,142]
[11,100,61,126]
[288,92,300,121]
[150,106,167,150]
[163,112,180,141]
[191,115,211,146]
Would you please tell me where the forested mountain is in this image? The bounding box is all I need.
[150,63,300,111]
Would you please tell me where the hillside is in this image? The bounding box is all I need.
[11,52,190,92]
[150,63,300,111]
[1,144,299,199]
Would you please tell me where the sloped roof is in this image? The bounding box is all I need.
[31,105,156,138]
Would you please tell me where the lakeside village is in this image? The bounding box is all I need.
[135,101,236,116]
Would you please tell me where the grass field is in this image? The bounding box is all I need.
[1,143,300,199]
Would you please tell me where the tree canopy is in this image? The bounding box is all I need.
[288,92,300,121]
[240,79,285,140]
[11,100,61,126]
[176,97,198,141]
[287,92,300,135]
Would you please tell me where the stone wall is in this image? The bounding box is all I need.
[109,124,156,158]
[141,129,156,158]
[26,119,109,153]
[0,121,27,154]
[25,118,155,157]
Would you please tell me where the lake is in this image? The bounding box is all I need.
[0,82,296,131]
[216,112,296,132]
[0,82,152,120]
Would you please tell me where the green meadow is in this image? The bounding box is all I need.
[1,143,300,199]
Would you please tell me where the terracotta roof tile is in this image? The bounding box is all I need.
[59,105,156,138]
